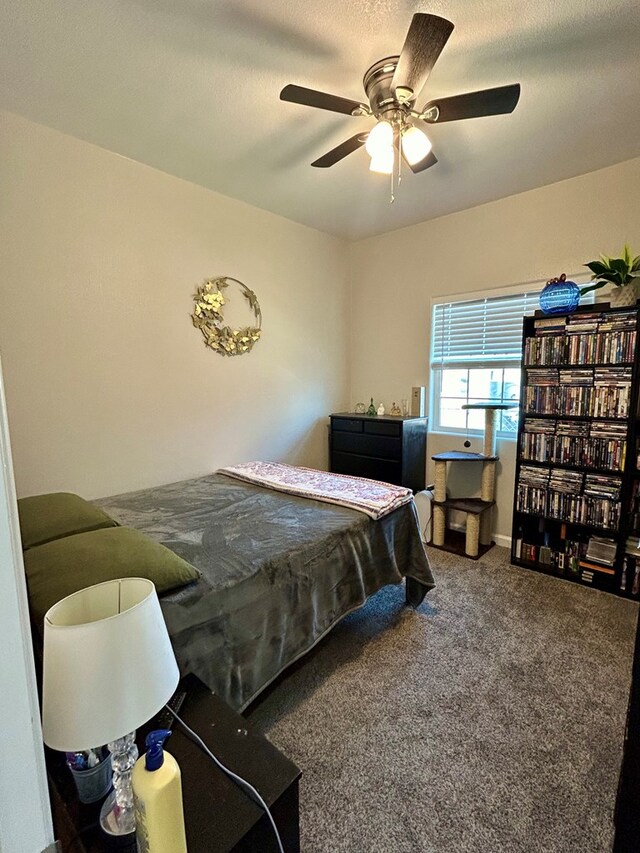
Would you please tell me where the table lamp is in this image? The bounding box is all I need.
[42,577,180,841]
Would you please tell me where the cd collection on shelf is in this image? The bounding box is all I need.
[524,309,637,365]
[512,304,640,599]
[523,367,632,418]
[520,417,626,470]
[514,535,587,575]
[516,465,622,529]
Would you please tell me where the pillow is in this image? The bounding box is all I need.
[24,526,200,625]
[18,492,117,550]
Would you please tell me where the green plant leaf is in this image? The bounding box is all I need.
[580,282,606,295]
[584,247,638,285]
[610,257,629,273]
[585,260,608,275]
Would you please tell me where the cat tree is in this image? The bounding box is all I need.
[431,403,513,559]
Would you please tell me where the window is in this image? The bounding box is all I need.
[433,365,523,435]
[430,291,559,437]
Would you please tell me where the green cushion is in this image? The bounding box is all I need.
[18,492,117,550]
[24,526,200,625]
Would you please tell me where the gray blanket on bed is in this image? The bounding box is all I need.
[96,473,434,711]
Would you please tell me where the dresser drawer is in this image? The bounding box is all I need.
[363,420,401,438]
[331,417,363,433]
[331,431,402,461]
[331,451,401,486]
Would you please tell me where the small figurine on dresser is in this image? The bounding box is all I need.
[390,402,402,416]
[377,403,385,416]
[366,398,376,416]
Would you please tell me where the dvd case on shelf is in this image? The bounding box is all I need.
[525,311,637,366]
[520,418,627,470]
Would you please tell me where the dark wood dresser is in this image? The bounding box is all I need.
[329,413,428,492]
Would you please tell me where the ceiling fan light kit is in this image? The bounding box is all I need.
[401,125,432,167]
[280,12,521,197]
[364,120,393,157]
[369,146,394,175]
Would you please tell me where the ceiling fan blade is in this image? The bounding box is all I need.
[391,14,454,103]
[422,84,521,123]
[280,84,366,116]
[403,149,438,174]
[311,133,368,168]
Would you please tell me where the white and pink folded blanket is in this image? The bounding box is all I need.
[219,461,413,520]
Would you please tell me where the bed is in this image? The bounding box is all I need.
[96,471,435,711]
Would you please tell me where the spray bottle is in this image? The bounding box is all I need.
[132,729,188,853]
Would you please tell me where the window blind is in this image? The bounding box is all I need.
[432,286,594,369]
[432,290,550,369]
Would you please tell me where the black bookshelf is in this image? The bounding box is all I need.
[510,303,640,599]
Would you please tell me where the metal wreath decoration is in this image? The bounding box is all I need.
[191,276,262,357]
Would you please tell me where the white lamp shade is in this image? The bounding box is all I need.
[365,120,393,157]
[369,146,394,174]
[42,578,179,751]
[401,126,432,166]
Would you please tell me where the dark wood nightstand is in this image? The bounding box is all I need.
[47,675,301,852]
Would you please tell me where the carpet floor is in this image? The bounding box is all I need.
[247,546,639,853]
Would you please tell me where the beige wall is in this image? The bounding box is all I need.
[0,111,350,499]
[3,106,640,539]
[349,156,640,543]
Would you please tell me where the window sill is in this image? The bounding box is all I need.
[428,427,517,442]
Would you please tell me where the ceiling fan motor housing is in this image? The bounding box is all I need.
[363,56,407,117]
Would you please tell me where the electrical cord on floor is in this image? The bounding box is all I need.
[421,509,432,543]
[165,705,286,853]
[415,489,433,544]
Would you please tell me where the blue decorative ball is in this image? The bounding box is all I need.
[539,275,580,315]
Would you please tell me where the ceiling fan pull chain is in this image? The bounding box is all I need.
[390,159,395,204]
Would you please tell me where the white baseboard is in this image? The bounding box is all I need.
[493,533,512,549]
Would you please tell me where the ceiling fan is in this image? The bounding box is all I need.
[280,13,520,178]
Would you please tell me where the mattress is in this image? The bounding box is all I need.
[96,472,435,711]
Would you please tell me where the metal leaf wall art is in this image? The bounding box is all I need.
[191,276,262,357]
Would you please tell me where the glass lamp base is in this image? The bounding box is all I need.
[99,731,138,840]
[100,789,136,837]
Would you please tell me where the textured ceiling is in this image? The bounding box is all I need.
[1,0,640,239]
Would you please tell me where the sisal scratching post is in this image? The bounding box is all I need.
[479,510,492,546]
[465,513,480,558]
[433,459,448,548]
[479,408,496,549]
[432,505,446,547]
[483,407,497,457]
[434,460,447,503]
[480,460,496,502]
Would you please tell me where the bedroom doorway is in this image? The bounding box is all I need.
[0,356,54,852]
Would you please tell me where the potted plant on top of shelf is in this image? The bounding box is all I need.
[581,244,640,307]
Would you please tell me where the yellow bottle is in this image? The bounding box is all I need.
[132,729,188,853]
